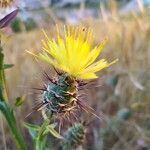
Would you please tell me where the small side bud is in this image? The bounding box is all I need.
[62,123,85,149]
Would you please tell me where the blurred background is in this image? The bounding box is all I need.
[0,0,150,149]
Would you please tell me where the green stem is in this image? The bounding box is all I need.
[34,136,47,150]
[34,119,50,150]
[0,41,8,102]
[0,101,27,150]
[0,24,26,150]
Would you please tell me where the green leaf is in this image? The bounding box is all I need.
[35,136,47,150]
[15,96,25,107]
[49,123,57,129]
[46,125,63,139]
[24,122,40,139]
[38,119,50,139]
[35,119,50,150]
[24,122,40,130]
[3,64,14,69]
[0,101,27,150]
[28,128,37,139]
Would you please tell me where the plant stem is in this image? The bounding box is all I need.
[0,101,27,150]
[0,35,8,102]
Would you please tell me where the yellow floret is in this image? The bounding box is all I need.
[27,25,117,80]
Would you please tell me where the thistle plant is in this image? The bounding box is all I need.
[62,123,85,150]
[28,26,117,123]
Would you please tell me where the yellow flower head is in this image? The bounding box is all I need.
[28,26,117,80]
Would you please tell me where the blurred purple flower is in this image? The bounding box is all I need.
[137,138,147,147]
[0,9,18,29]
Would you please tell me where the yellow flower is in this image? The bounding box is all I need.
[27,26,117,80]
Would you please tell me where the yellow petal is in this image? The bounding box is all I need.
[84,37,108,67]
[27,26,117,80]
[26,50,54,65]
[85,59,118,73]
[79,72,98,79]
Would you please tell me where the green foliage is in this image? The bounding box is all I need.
[24,18,37,32]
[0,101,27,150]
[3,63,14,69]
[0,47,7,101]
[0,45,26,149]
[24,119,62,150]
[44,124,63,139]
[15,96,26,107]
[24,122,40,139]
[11,17,37,33]
[11,18,22,33]
[25,119,49,150]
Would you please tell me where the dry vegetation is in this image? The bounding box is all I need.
[0,11,150,149]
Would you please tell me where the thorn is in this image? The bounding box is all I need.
[32,102,45,111]
[77,87,85,91]
[53,67,63,75]
[64,81,69,86]
[65,113,72,125]
[50,90,65,100]
[58,103,66,107]
[25,105,41,118]
[31,87,46,91]
[70,111,78,121]
[78,93,87,97]
[79,82,88,87]
[76,79,88,86]
[76,98,103,121]
[43,84,47,89]
[94,84,102,88]
[25,110,35,118]
[59,118,63,134]
[43,71,57,84]
[25,101,49,118]
[63,91,76,97]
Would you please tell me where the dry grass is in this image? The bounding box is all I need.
[0,11,150,149]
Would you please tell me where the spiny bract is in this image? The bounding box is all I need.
[42,73,78,116]
[63,123,85,149]
[27,25,117,80]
